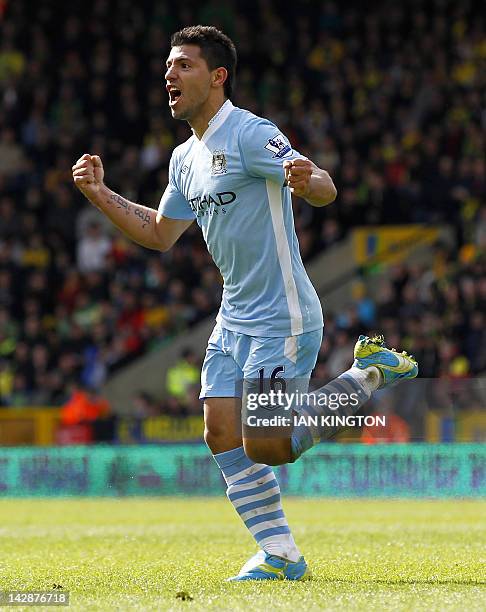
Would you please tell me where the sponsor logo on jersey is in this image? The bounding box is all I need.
[211,150,227,175]
[264,134,292,159]
[188,191,236,216]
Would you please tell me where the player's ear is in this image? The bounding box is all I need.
[212,67,228,89]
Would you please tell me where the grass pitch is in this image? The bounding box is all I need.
[0,498,485,611]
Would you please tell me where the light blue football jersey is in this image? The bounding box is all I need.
[158,100,323,337]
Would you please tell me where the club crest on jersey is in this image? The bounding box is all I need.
[264,134,292,159]
[211,150,227,175]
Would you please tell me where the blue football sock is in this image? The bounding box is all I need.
[213,445,301,562]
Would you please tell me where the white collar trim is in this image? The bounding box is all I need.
[200,99,234,143]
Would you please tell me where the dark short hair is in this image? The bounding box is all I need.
[171,25,237,98]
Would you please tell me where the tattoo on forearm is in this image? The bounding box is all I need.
[134,208,152,228]
[109,194,152,228]
[110,194,131,215]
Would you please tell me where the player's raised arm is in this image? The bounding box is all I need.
[72,153,193,252]
[239,118,337,207]
[283,158,337,207]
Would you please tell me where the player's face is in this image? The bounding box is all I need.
[165,45,212,121]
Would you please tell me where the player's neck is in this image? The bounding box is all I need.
[189,96,228,140]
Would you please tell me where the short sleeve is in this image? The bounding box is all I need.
[157,155,195,220]
[238,118,304,186]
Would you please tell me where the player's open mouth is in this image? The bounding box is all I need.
[168,88,182,106]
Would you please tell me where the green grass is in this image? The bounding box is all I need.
[0,498,485,611]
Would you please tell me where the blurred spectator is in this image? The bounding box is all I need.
[361,401,411,444]
[76,221,112,273]
[166,348,200,405]
[361,414,411,444]
[60,384,110,426]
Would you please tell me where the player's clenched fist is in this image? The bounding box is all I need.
[72,153,105,198]
[283,158,313,198]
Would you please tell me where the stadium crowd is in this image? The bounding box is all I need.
[0,0,484,409]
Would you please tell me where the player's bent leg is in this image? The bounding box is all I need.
[290,334,419,461]
[240,330,322,467]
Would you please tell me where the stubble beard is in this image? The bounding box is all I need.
[171,97,196,122]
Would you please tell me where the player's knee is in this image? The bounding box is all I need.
[204,423,223,452]
[204,418,241,454]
